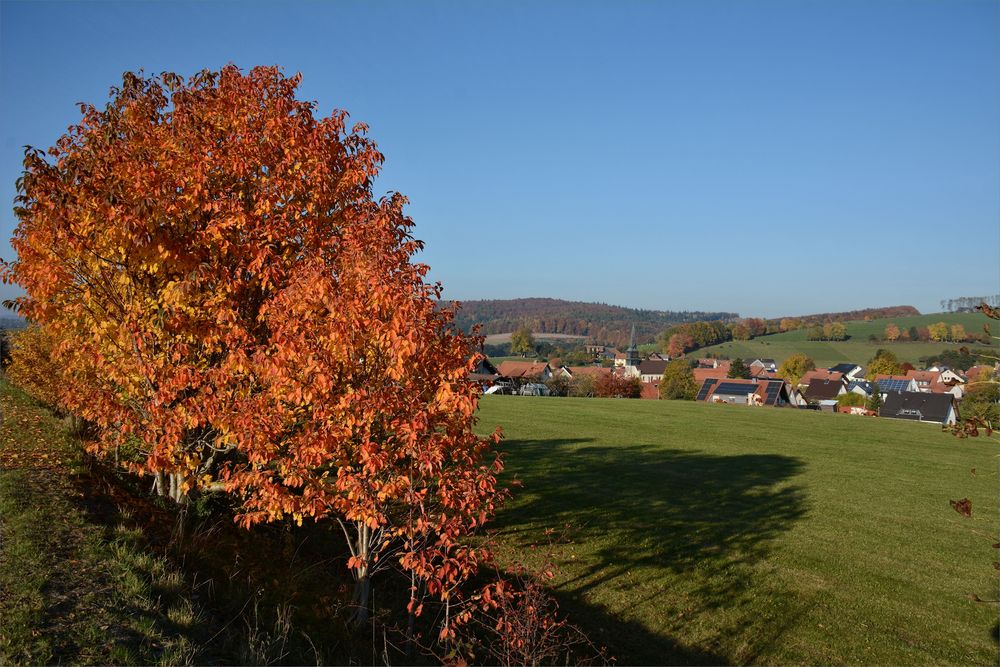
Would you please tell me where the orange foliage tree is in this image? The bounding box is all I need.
[4,67,510,635]
[5,325,62,409]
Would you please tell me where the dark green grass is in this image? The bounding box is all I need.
[477,396,999,665]
[695,312,996,367]
[0,385,200,665]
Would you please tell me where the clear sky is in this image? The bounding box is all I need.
[1,0,998,318]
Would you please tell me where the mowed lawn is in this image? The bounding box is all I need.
[476,396,998,666]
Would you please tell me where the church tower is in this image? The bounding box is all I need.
[626,324,641,367]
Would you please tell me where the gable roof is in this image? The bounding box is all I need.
[803,379,844,401]
[496,360,549,378]
[829,363,862,375]
[872,375,917,393]
[801,369,844,386]
[880,391,956,424]
[637,359,670,376]
[565,365,612,379]
[847,380,876,395]
[904,370,941,385]
[693,367,730,384]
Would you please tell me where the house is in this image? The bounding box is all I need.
[800,369,844,388]
[879,391,958,425]
[749,365,778,379]
[802,378,846,402]
[903,370,942,392]
[748,358,777,373]
[469,358,500,385]
[899,369,963,398]
[695,378,792,406]
[696,358,726,369]
[636,359,670,383]
[872,375,919,394]
[646,352,671,361]
[847,380,877,398]
[829,363,865,381]
[927,366,967,385]
[496,361,552,384]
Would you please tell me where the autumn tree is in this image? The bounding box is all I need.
[659,358,697,400]
[867,349,903,377]
[928,321,949,342]
[884,323,900,341]
[5,325,65,410]
[730,323,752,341]
[777,353,815,387]
[779,318,802,332]
[666,332,694,358]
[822,321,848,341]
[950,323,967,342]
[5,66,511,634]
[594,372,641,398]
[510,325,535,357]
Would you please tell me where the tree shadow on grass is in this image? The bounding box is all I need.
[493,436,810,665]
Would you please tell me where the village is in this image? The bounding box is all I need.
[474,325,997,427]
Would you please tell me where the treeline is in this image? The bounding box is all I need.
[768,305,920,329]
[939,295,1000,312]
[454,298,737,347]
[657,317,774,355]
[879,322,992,345]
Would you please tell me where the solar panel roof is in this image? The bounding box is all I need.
[714,382,759,396]
[878,378,910,393]
[696,379,718,401]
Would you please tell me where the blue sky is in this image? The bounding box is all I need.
[1,0,997,318]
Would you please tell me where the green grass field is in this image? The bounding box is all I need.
[476,396,999,665]
[695,312,996,367]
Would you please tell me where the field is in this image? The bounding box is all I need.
[694,312,996,367]
[476,396,999,665]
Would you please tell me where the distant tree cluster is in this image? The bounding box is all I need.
[874,321,988,345]
[658,320,732,355]
[918,348,989,372]
[805,321,848,341]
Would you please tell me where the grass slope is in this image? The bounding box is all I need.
[476,396,999,665]
[0,383,200,665]
[696,312,996,367]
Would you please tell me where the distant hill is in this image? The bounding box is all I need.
[694,311,995,367]
[769,305,920,326]
[452,298,737,348]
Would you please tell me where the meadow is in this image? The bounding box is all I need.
[476,396,999,665]
[694,311,996,367]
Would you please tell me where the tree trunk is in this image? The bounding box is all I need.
[350,522,371,626]
[154,471,167,497]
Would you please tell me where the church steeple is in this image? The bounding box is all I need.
[626,324,640,367]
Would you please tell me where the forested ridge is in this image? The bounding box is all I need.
[768,305,920,327]
[452,298,737,346]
